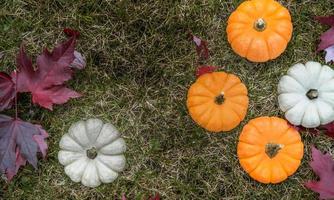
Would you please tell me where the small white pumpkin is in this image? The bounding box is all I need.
[58,119,126,188]
[278,61,334,128]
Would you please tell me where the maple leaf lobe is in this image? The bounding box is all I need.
[0,72,15,111]
[305,147,334,200]
[196,66,217,77]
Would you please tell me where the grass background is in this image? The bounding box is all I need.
[1,0,334,199]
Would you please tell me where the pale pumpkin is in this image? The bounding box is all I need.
[278,61,334,128]
[58,119,126,188]
[187,72,249,132]
[227,0,292,62]
[238,117,304,184]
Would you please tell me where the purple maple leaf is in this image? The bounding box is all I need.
[0,115,48,177]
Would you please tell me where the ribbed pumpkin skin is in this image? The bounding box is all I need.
[238,117,304,184]
[187,72,249,132]
[227,0,292,62]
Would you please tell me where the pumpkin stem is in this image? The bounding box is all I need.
[87,147,98,159]
[265,143,283,158]
[254,18,266,32]
[306,89,318,100]
[215,92,225,105]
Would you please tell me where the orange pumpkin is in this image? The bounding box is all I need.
[187,72,249,132]
[226,0,293,62]
[238,117,304,184]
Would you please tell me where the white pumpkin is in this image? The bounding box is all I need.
[58,119,126,188]
[278,61,334,128]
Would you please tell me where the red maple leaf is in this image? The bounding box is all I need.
[0,72,15,111]
[0,115,48,179]
[196,66,217,77]
[189,33,209,60]
[63,28,80,38]
[305,147,334,199]
[315,16,334,27]
[149,193,160,200]
[320,122,334,138]
[14,37,81,110]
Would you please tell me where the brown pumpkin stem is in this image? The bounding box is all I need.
[215,92,225,105]
[306,89,318,100]
[254,18,266,32]
[265,143,283,158]
[87,147,98,159]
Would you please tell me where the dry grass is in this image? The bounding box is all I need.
[0,0,334,199]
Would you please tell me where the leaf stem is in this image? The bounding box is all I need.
[14,70,18,119]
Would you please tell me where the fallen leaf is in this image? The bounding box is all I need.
[318,27,334,51]
[189,33,209,60]
[0,72,15,111]
[33,125,49,157]
[315,16,334,27]
[325,45,334,63]
[149,193,160,200]
[63,28,80,38]
[315,16,334,51]
[196,66,217,77]
[305,147,334,200]
[0,115,48,179]
[5,149,26,181]
[70,51,86,70]
[14,37,81,110]
[5,125,48,181]
[320,122,334,138]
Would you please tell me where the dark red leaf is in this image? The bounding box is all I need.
[0,72,15,111]
[0,115,48,180]
[189,33,209,60]
[320,122,334,138]
[305,147,334,199]
[14,37,81,110]
[149,193,160,200]
[288,123,321,135]
[196,66,217,77]
[63,28,80,38]
[315,16,334,27]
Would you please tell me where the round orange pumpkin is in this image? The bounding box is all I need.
[238,117,304,184]
[187,72,249,132]
[226,0,293,62]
